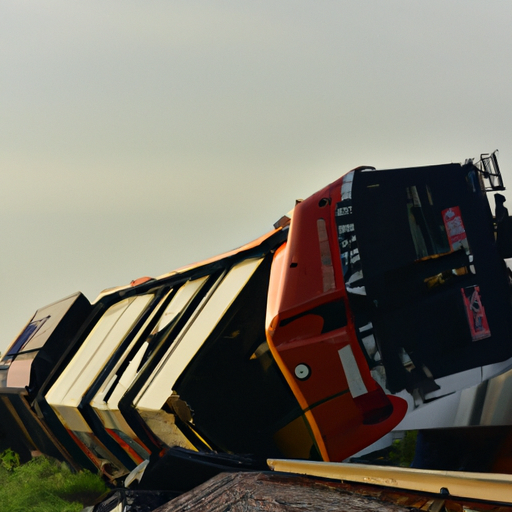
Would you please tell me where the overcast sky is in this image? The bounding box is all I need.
[1,1,512,354]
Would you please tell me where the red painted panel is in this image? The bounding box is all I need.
[266,172,407,461]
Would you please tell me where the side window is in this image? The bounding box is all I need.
[407,185,451,260]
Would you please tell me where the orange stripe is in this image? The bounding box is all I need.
[105,428,145,464]
[265,328,330,462]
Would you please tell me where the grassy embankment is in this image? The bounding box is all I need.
[0,449,108,512]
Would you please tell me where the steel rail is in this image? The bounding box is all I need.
[267,459,512,505]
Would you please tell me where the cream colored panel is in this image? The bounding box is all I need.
[47,298,133,406]
[46,294,153,430]
[52,406,93,433]
[155,277,208,332]
[93,291,174,400]
[136,258,263,411]
[90,291,173,409]
[91,342,149,412]
[92,277,208,417]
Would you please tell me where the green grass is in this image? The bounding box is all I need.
[0,450,108,512]
[389,430,418,467]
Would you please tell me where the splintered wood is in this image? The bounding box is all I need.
[152,472,453,512]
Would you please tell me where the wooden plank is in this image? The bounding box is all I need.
[153,472,424,511]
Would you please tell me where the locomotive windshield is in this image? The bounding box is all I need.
[347,164,512,395]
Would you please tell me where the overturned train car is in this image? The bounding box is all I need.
[2,155,512,488]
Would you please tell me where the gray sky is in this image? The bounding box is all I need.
[2,1,512,354]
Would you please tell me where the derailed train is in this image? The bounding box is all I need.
[2,153,512,490]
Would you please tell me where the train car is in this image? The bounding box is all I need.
[1,153,511,488]
[0,293,93,468]
[265,153,512,469]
